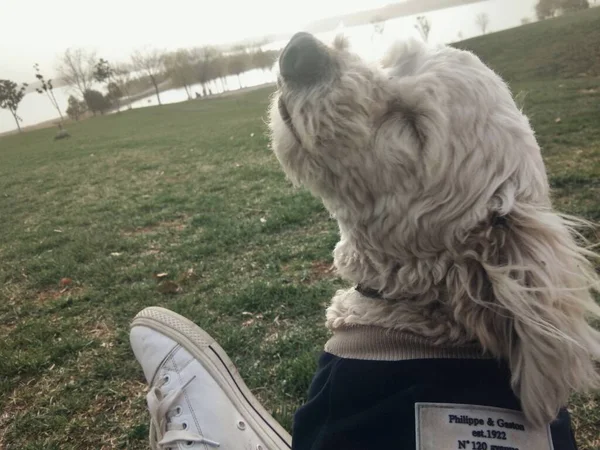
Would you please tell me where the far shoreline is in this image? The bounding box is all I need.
[0,82,276,138]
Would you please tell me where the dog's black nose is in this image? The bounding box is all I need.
[280,32,329,84]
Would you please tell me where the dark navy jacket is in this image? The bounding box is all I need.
[292,352,578,450]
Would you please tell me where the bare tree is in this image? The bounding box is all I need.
[536,0,560,19]
[208,49,229,92]
[521,17,532,24]
[560,0,590,12]
[415,16,431,42]
[475,13,490,34]
[536,0,588,19]
[131,47,165,105]
[163,49,195,100]
[34,63,64,122]
[251,49,278,72]
[371,16,386,39]
[227,50,251,88]
[57,48,97,98]
[112,64,134,109]
[190,47,209,95]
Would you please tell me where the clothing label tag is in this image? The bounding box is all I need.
[415,403,554,450]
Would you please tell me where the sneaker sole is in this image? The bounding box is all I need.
[131,306,292,450]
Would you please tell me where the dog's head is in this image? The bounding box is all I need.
[270,34,550,270]
[269,34,600,427]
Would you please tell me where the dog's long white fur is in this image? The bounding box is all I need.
[269,37,600,427]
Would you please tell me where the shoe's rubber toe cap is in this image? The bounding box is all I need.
[130,325,178,384]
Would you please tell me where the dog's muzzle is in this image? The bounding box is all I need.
[278,97,302,145]
[279,32,330,85]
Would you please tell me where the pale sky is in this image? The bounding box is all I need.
[1,0,396,83]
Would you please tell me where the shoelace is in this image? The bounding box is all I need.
[147,375,220,449]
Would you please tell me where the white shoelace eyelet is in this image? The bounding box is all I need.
[182,422,188,430]
[237,420,246,430]
[257,445,264,450]
[174,406,182,417]
[162,374,171,385]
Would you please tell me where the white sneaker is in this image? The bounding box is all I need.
[130,306,293,450]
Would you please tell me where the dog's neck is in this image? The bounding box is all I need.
[333,232,442,298]
[327,216,481,345]
[326,287,474,346]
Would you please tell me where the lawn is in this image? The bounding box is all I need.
[1,9,599,450]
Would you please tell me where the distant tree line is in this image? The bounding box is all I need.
[56,45,279,120]
[1,44,279,130]
[536,0,589,20]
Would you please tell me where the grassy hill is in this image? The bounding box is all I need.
[455,7,600,82]
[456,7,600,170]
[0,10,599,450]
[305,0,481,33]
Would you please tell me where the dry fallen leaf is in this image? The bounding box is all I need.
[59,278,72,287]
[555,117,562,123]
[154,272,168,279]
[110,252,122,257]
[260,217,267,223]
[242,319,255,327]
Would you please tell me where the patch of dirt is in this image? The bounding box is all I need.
[0,322,17,339]
[0,336,142,449]
[36,286,84,303]
[571,394,600,449]
[260,317,295,350]
[121,215,189,237]
[83,320,116,348]
[0,384,29,447]
[309,260,335,281]
[140,245,162,257]
[280,259,336,284]
[82,378,147,449]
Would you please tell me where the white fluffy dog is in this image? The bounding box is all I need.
[268,33,600,427]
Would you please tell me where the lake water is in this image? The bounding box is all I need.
[125,69,278,109]
[0,0,537,134]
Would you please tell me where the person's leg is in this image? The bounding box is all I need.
[130,306,292,450]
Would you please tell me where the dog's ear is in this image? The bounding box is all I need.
[447,204,600,427]
[332,34,350,51]
[381,39,426,74]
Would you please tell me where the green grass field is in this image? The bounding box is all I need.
[1,8,600,450]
